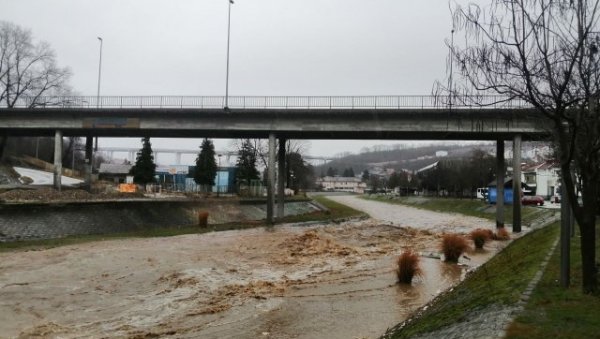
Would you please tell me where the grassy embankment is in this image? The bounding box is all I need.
[362,195,554,225]
[376,195,599,338]
[506,221,600,338]
[384,222,560,338]
[0,195,364,253]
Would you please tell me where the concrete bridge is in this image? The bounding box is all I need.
[0,95,553,229]
[97,147,333,166]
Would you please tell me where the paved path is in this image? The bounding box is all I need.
[327,195,495,233]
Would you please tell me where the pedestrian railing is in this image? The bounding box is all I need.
[7,95,530,110]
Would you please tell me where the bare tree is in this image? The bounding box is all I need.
[447,0,599,293]
[0,21,72,158]
[230,138,310,168]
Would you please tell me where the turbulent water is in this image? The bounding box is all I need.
[0,196,504,338]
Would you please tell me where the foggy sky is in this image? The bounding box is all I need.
[1,0,465,163]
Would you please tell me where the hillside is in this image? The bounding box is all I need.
[315,143,494,175]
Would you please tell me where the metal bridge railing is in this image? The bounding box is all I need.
[7,95,530,109]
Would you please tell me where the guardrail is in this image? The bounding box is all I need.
[5,95,530,109]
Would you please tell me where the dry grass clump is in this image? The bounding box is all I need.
[397,250,422,284]
[198,211,209,227]
[494,227,511,241]
[441,234,469,262]
[470,228,493,249]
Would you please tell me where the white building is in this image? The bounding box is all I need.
[521,161,561,198]
[316,176,367,194]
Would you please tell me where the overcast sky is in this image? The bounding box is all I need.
[2,0,467,164]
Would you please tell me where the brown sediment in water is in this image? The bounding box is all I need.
[0,197,506,339]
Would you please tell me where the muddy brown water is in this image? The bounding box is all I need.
[0,196,507,338]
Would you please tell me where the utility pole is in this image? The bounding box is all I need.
[224,0,234,109]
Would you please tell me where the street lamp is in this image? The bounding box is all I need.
[448,28,455,110]
[96,37,103,109]
[92,37,103,173]
[224,0,234,109]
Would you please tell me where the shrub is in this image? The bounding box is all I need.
[494,227,511,241]
[441,234,469,262]
[470,228,492,249]
[198,211,209,227]
[397,250,422,284]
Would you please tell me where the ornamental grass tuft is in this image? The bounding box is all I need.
[470,228,492,249]
[441,234,469,262]
[397,249,422,284]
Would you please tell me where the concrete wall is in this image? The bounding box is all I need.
[0,200,319,242]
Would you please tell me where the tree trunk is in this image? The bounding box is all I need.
[578,169,598,294]
[0,136,6,160]
[579,217,597,294]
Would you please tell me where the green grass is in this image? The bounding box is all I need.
[506,222,600,339]
[383,223,560,338]
[0,195,364,253]
[361,195,553,225]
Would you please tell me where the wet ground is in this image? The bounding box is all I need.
[0,195,504,338]
[327,195,496,233]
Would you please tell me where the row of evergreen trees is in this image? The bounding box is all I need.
[128,138,265,190]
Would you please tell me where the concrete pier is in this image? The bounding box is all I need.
[53,130,63,191]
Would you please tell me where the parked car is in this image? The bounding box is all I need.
[522,195,545,206]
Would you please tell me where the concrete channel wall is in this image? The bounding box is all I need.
[0,200,320,242]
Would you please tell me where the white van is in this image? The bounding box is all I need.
[476,188,488,200]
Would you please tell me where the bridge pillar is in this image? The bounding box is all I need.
[175,152,182,165]
[267,133,276,224]
[512,134,522,232]
[496,140,505,228]
[85,136,93,192]
[277,138,286,218]
[128,151,135,163]
[53,130,63,191]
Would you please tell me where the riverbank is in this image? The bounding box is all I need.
[360,195,555,226]
[383,223,560,338]
[0,196,362,251]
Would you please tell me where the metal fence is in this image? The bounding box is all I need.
[7,95,530,109]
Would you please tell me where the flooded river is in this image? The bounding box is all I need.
[0,196,503,338]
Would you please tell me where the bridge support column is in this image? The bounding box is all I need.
[85,136,93,192]
[277,138,286,219]
[53,130,63,191]
[496,140,505,228]
[512,134,522,232]
[266,133,276,224]
[175,152,182,166]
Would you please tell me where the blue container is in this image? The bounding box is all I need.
[487,187,514,204]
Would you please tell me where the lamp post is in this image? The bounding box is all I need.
[448,28,455,110]
[224,0,234,109]
[94,36,103,154]
[96,37,103,109]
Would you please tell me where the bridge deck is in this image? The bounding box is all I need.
[0,107,551,141]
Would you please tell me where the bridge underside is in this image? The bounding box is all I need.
[0,107,550,228]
